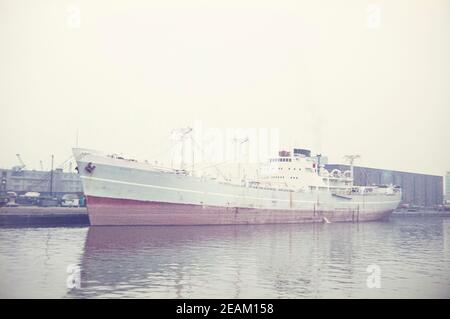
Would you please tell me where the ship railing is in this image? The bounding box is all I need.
[331,186,388,196]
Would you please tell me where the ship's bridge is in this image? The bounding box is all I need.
[258,148,353,191]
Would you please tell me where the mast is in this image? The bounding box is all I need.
[233,137,248,184]
[173,127,193,171]
[343,154,360,186]
[50,154,54,196]
[316,154,322,175]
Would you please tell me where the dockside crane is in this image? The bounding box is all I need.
[12,154,26,172]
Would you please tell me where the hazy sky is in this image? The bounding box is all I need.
[1,0,449,175]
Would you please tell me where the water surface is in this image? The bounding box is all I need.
[0,216,449,298]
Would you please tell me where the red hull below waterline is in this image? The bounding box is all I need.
[85,196,394,226]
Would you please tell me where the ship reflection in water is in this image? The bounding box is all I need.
[64,216,450,298]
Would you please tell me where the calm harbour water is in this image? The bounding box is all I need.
[0,215,449,298]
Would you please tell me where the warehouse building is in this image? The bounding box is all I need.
[325,164,443,208]
[0,168,82,196]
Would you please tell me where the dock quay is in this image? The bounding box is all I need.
[392,209,450,217]
[0,206,89,226]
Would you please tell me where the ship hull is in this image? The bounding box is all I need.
[86,195,394,226]
[74,149,401,226]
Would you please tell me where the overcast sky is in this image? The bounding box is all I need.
[0,0,449,176]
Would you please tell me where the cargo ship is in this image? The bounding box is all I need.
[73,147,401,226]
